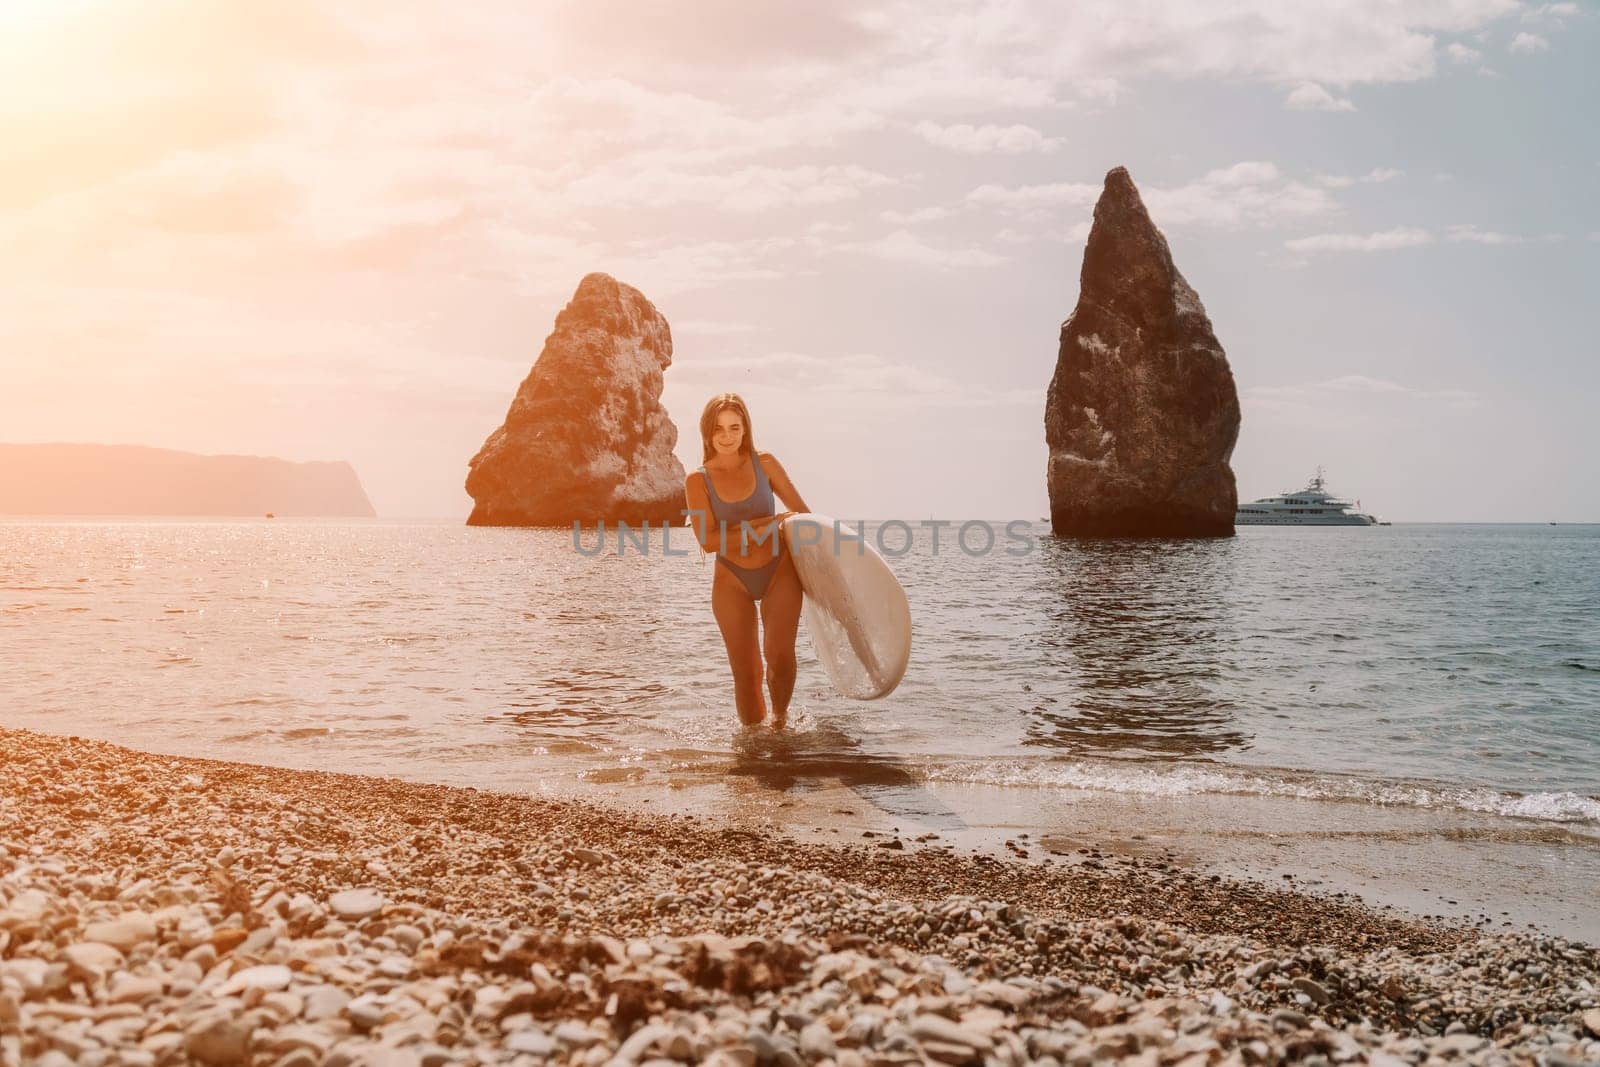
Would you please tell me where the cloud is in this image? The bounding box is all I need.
[1444,224,1523,245]
[521,76,885,167]
[834,230,1006,269]
[860,0,1523,106]
[1446,42,1484,63]
[1285,83,1357,112]
[673,321,765,337]
[604,237,800,296]
[1508,32,1550,53]
[965,181,1100,215]
[969,162,1338,230]
[1285,227,1435,252]
[995,222,1092,245]
[670,350,1034,408]
[1245,375,1483,419]
[1316,166,1404,188]
[1521,3,1578,20]
[13,155,303,240]
[546,0,887,72]
[564,163,897,212]
[525,0,1533,111]
[912,121,1063,154]
[0,282,507,402]
[879,205,956,225]
[1142,162,1339,229]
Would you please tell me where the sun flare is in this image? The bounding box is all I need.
[0,0,98,27]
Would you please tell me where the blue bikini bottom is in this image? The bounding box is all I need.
[718,551,781,600]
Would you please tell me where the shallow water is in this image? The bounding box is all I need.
[2,519,1597,830]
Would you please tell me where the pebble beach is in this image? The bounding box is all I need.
[2,726,1597,1067]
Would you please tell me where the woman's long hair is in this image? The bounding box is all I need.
[699,393,756,462]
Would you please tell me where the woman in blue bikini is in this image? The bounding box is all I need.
[684,393,809,728]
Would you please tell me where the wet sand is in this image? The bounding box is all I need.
[574,759,1600,945]
[2,726,1598,1066]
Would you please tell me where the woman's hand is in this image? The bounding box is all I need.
[729,511,792,558]
[751,511,794,537]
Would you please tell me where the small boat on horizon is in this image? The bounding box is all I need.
[1237,468,1382,526]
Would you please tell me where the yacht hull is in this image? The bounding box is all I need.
[1235,513,1377,526]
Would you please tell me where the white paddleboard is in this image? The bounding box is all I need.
[781,514,911,700]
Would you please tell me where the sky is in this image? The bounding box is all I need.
[2,0,1596,522]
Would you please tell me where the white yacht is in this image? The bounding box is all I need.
[1236,469,1382,526]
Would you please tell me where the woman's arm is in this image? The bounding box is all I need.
[682,472,723,554]
[759,453,809,514]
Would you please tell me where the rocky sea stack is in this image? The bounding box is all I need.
[1045,167,1241,538]
[466,274,686,527]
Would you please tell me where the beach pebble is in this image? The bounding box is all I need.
[328,889,386,921]
[911,1013,993,1051]
[217,964,292,996]
[297,986,346,1023]
[108,975,165,1004]
[62,941,122,977]
[360,1049,422,1067]
[389,923,425,951]
[506,1027,557,1055]
[344,992,388,1030]
[799,1020,838,1057]
[1292,977,1331,1005]
[554,1021,604,1048]
[184,1012,253,1065]
[268,1050,318,1067]
[0,889,52,925]
[265,1025,335,1058]
[82,912,157,951]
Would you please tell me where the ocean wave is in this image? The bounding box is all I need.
[919,758,1600,827]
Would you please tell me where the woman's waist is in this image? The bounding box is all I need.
[717,548,781,572]
[705,508,780,537]
[713,524,783,567]
[714,534,782,561]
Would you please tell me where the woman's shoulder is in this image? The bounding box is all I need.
[756,450,782,469]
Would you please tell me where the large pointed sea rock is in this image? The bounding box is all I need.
[466,273,686,527]
[1044,167,1240,537]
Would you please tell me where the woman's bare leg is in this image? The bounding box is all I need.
[712,567,767,725]
[760,553,803,727]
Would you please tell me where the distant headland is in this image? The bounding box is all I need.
[0,443,376,517]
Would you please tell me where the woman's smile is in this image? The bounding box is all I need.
[713,413,744,455]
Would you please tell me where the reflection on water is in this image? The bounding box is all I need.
[501,668,669,746]
[1026,536,1248,758]
[726,724,918,792]
[715,723,969,832]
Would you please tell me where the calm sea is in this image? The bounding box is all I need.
[2,519,1597,828]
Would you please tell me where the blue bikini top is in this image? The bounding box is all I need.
[700,452,775,530]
